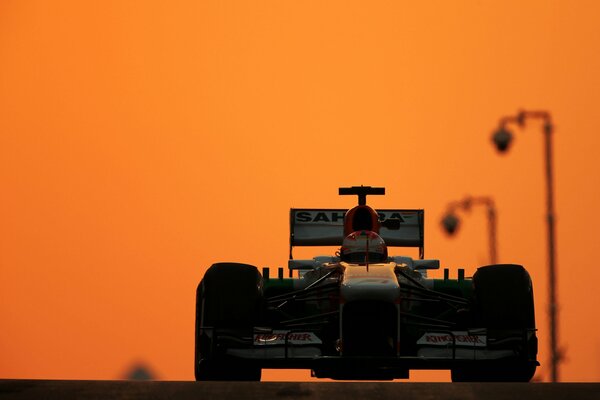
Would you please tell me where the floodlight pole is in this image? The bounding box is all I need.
[495,110,559,382]
[444,196,498,265]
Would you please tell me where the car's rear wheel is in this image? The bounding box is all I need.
[451,264,537,382]
[195,262,263,381]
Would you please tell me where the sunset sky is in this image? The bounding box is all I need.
[1,0,600,382]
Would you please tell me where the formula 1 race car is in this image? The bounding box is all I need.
[194,186,538,381]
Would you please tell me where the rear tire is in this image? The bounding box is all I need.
[451,264,537,382]
[195,262,263,381]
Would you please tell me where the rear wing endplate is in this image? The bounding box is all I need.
[290,208,424,259]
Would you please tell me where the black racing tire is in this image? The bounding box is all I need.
[195,262,263,381]
[451,264,537,382]
[196,359,262,382]
[451,363,537,383]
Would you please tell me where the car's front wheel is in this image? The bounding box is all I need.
[194,262,263,381]
[451,264,537,382]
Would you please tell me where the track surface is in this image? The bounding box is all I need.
[1,380,599,400]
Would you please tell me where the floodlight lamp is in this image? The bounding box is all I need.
[492,127,513,153]
[441,213,460,235]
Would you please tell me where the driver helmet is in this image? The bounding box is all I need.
[340,230,388,263]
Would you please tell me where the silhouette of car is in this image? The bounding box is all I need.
[194,186,538,381]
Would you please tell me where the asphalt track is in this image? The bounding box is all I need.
[1,380,599,400]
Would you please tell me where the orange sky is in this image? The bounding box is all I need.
[1,0,600,382]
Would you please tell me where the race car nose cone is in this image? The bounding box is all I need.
[341,264,400,303]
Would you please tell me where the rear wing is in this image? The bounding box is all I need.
[290,208,424,259]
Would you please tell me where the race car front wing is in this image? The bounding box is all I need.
[200,326,538,380]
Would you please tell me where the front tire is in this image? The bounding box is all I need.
[195,262,263,381]
[451,264,537,382]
